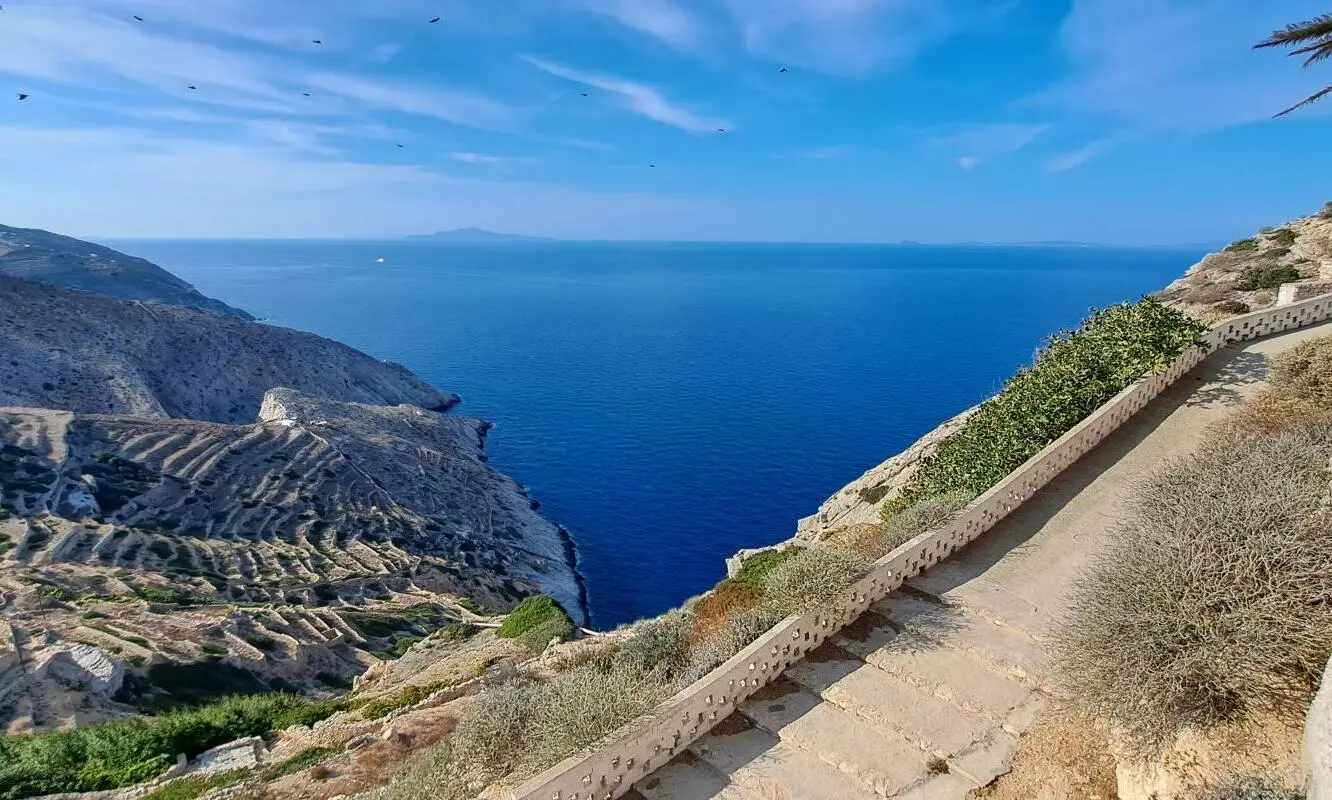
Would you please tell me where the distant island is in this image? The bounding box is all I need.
[405,227,553,242]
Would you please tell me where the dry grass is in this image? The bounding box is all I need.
[968,704,1116,800]
[1057,419,1332,755]
[1271,335,1332,408]
[757,547,871,619]
[688,580,761,644]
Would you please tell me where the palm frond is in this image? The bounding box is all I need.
[1255,13,1332,49]
[1274,83,1332,117]
[1290,39,1332,66]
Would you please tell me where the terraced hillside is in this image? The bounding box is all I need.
[0,391,583,732]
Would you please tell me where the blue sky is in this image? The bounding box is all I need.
[0,0,1329,243]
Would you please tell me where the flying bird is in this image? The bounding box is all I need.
[779,67,788,73]
[397,144,405,148]
[580,92,589,97]
[302,92,311,97]
[16,93,27,101]
[717,127,726,132]
[133,15,143,21]
[187,85,196,90]
[648,164,656,168]
[429,16,440,23]
[312,39,323,44]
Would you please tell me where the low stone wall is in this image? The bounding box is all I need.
[507,293,1332,800]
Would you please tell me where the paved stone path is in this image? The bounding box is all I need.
[628,320,1332,800]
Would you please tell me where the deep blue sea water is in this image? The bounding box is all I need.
[112,240,1201,628]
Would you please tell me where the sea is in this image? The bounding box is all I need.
[113,239,1203,629]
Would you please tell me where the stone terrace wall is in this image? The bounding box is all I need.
[507,293,1332,800]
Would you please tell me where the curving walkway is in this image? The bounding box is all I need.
[626,320,1332,800]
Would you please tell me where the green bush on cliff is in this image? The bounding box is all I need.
[0,693,347,800]
[889,297,1206,511]
[1238,264,1301,291]
[495,595,575,653]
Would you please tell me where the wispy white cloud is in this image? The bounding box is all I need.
[524,56,727,132]
[931,122,1048,170]
[721,0,954,76]
[578,0,706,50]
[303,74,519,132]
[451,151,539,167]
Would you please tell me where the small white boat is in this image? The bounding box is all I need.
[375,257,388,264]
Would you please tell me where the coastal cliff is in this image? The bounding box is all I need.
[0,227,585,733]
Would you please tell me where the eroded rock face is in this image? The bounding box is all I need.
[796,407,974,542]
[34,644,124,696]
[0,275,457,423]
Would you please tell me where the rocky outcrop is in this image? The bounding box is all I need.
[0,275,456,423]
[0,224,252,320]
[1159,210,1332,318]
[796,407,973,542]
[34,644,124,696]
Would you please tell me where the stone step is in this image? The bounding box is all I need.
[833,612,1035,724]
[896,771,977,800]
[905,572,1051,639]
[689,713,881,800]
[786,643,992,757]
[871,595,1050,686]
[634,751,752,800]
[740,677,931,797]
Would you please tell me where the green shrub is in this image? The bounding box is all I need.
[1322,201,1332,220]
[133,586,196,606]
[1269,227,1300,247]
[261,747,336,780]
[870,490,976,555]
[1212,299,1251,315]
[451,664,671,782]
[758,548,871,619]
[612,612,692,680]
[1226,238,1259,252]
[891,298,1205,510]
[359,681,451,720]
[1238,264,1301,291]
[198,642,227,657]
[1271,335,1332,409]
[729,547,800,590]
[495,596,574,653]
[1057,421,1332,754]
[857,484,891,504]
[140,770,248,800]
[0,694,346,799]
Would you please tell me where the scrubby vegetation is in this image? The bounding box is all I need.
[495,595,576,653]
[0,694,348,799]
[1057,338,1332,755]
[889,298,1206,510]
[1196,777,1305,800]
[1238,264,1301,291]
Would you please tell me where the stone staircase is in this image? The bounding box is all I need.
[636,574,1054,800]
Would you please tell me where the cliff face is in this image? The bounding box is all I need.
[0,230,586,732]
[0,274,457,422]
[0,224,252,320]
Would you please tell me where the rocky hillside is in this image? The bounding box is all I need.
[800,203,1332,546]
[1159,205,1332,317]
[0,224,252,320]
[0,230,586,733]
[0,275,456,422]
